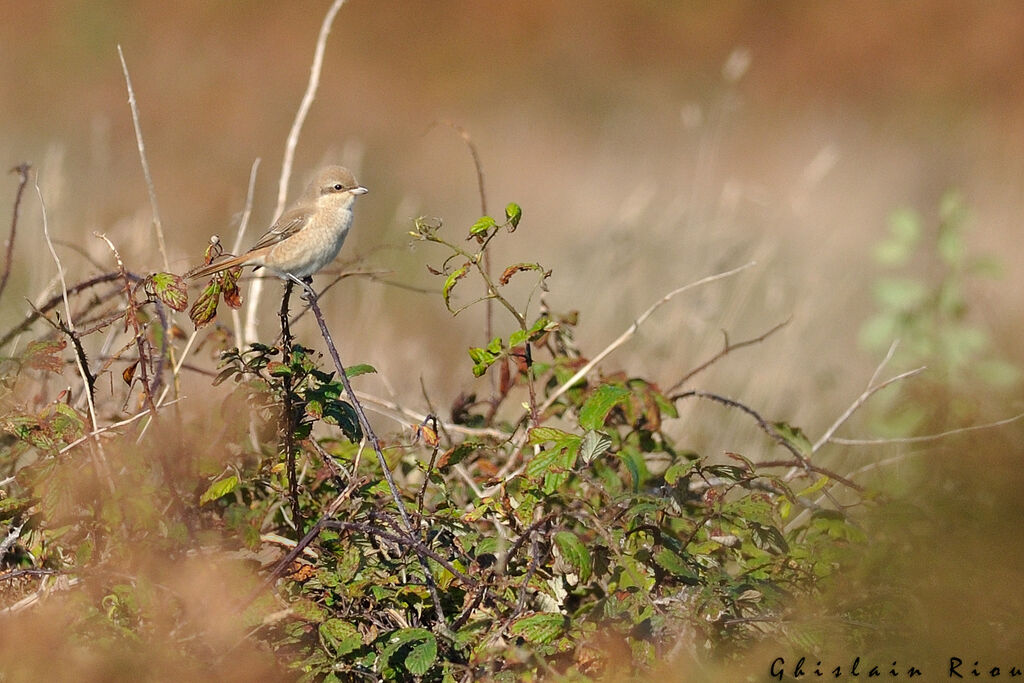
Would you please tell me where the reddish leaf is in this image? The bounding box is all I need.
[23,339,66,373]
[203,237,224,264]
[499,262,543,286]
[220,268,243,309]
[415,423,439,447]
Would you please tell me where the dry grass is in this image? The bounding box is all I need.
[1,2,1023,679]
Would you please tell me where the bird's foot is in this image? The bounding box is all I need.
[287,275,317,302]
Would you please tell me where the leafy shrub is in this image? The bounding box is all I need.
[0,187,872,681]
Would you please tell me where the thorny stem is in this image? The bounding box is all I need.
[302,284,450,632]
[279,281,303,530]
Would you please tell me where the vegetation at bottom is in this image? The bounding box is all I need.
[0,175,1017,682]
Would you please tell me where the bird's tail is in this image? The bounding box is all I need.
[186,253,252,280]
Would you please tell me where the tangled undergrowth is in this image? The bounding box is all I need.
[0,173,882,680]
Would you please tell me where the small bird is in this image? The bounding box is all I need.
[189,165,367,284]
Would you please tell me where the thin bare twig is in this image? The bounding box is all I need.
[811,365,926,453]
[304,288,450,631]
[137,329,201,443]
[0,520,25,559]
[812,339,905,453]
[538,261,756,416]
[352,389,506,439]
[667,316,792,392]
[0,163,31,304]
[95,233,157,416]
[37,177,115,494]
[0,568,59,583]
[437,120,493,352]
[672,390,809,464]
[32,301,96,399]
[118,45,169,272]
[231,158,264,256]
[830,411,1024,445]
[243,0,346,346]
[59,398,184,455]
[490,261,757,484]
[0,271,129,350]
[231,158,261,344]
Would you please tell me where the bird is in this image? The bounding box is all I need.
[188,165,367,286]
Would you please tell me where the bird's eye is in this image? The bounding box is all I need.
[333,183,344,191]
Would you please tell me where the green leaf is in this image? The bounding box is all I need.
[554,530,592,583]
[618,451,643,492]
[0,496,32,518]
[887,207,921,246]
[380,628,437,676]
[403,633,437,675]
[442,262,470,312]
[345,363,377,378]
[509,328,527,347]
[749,522,790,553]
[528,426,574,445]
[652,548,697,580]
[937,222,964,267]
[975,359,1022,387]
[291,598,326,623]
[873,277,928,311]
[75,537,95,565]
[323,401,362,442]
[858,313,900,351]
[772,422,812,458]
[144,272,189,312]
[664,461,696,486]
[796,476,831,498]
[505,202,522,229]
[525,444,579,494]
[189,282,221,329]
[468,347,490,365]
[468,345,499,377]
[509,613,566,644]
[524,448,559,480]
[199,475,239,505]
[50,403,86,442]
[319,619,362,657]
[579,384,630,430]
[873,238,913,267]
[579,429,611,465]
[470,215,497,236]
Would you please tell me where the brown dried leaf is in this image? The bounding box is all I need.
[499,262,543,286]
[122,361,138,386]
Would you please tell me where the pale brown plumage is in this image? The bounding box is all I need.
[189,166,367,281]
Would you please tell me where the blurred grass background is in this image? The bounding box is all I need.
[1,1,1023,676]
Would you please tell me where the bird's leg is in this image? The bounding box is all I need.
[286,274,318,302]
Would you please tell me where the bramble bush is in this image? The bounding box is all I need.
[0,164,876,680]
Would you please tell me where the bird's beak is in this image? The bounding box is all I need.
[352,186,368,195]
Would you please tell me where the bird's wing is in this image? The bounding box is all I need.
[245,207,313,253]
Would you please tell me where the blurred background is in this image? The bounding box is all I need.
[1,0,1023,675]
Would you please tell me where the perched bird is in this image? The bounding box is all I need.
[189,165,367,283]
